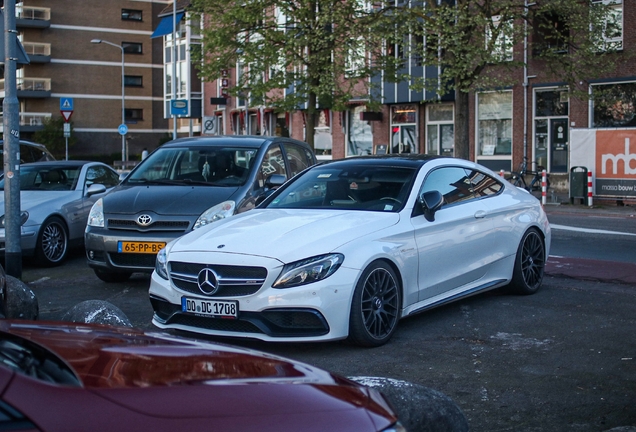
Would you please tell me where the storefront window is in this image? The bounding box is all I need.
[592,82,636,128]
[347,106,373,156]
[426,104,454,156]
[477,92,512,156]
[391,105,418,154]
[391,105,417,123]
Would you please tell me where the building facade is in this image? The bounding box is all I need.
[197,0,633,193]
[1,0,172,161]
[3,0,634,196]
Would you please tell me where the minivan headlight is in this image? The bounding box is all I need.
[193,200,235,230]
[273,254,344,289]
[87,198,104,228]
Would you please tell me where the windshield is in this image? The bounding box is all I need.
[0,165,81,191]
[126,147,257,187]
[0,332,80,386]
[266,165,417,212]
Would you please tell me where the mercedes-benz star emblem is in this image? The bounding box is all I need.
[136,214,152,226]
[197,268,220,295]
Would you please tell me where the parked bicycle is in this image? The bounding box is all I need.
[508,157,550,192]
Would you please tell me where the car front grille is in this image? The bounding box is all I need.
[107,219,190,232]
[169,262,267,297]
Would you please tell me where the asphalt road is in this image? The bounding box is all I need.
[22,247,636,432]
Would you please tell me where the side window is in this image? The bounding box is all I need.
[283,143,312,177]
[420,167,475,207]
[86,166,120,189]
[468,169,503,197]
[257,145,287,187]
[19,144,32,163]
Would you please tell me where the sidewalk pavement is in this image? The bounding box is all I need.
[538,190,636,285]
[539,190,636,218]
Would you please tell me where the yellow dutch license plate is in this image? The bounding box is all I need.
[117,241,166,254]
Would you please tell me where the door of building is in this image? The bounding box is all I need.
[391,125,416,154]
[550,118,568,173]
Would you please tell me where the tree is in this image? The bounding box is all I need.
[406,0,619,159]
[190,0,403,149]
[33,116,75,159]
[192,0,617,158]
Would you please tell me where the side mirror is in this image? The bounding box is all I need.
[86,183,107,197]
[255,174,287,206]
[265,174,286,189]
[419,190,444,222]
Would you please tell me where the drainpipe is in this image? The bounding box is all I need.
[523,1,530,166]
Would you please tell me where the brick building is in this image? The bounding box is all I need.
[1,0,171,161]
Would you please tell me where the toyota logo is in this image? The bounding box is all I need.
[137,214,152,226]
[197,268,220,295]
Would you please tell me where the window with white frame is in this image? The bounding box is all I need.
[426,104,454,156]
[477,91,512,156]
[592,81,636,128]
[347,106,373,156]
[486,15,513,61]
[593,0,623,51]
[270,7,287,79]
[345,37,366,77]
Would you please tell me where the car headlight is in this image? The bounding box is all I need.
[273,253,344,289]
[87,198,104,228]
[0,211,29,228]
[155,247,169,280]
[193,200,235,230]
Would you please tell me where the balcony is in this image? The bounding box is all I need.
[15,4,51,29]
[22,42,51,63]
[0,112,51,133]
[0,78,52,98]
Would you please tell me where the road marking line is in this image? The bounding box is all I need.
[550,224,636,237]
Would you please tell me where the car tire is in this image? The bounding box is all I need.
[35,216,68,267]
[348,260,401,347]
[507,228,546,295]
[94,269,132,283]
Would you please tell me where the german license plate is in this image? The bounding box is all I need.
[181,297,238,319]
[118,241,166,254]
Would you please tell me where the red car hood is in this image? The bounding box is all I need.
[0,320,396,429]
[0,320,336,388]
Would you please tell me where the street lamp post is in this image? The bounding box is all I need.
[91,39,126,162]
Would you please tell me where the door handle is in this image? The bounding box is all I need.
[474,210,486,219]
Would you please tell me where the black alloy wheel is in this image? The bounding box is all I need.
[35,217,68,266]
[348,261,401,347]
[508,228,546,295]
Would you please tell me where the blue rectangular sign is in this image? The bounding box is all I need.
[170,99,189,116]
[60,97,74,111]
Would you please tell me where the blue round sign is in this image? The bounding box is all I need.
[118,124,128,136]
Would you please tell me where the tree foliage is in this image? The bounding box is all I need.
[190,0,403,148]
[403,0,620,159]
[33,116,75,159]
[192,0,619,158]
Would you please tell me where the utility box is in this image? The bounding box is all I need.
[569,166,588,205]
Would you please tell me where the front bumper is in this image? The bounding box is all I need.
[0,226,39,256]
[85,228,182,273]
[148,262,359,342]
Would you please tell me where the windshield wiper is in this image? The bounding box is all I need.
[127,178,183,185]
